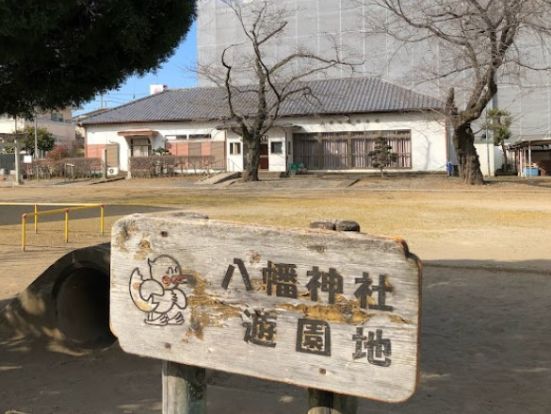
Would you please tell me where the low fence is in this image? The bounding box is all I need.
[130,155,224,177]
[24,157,102,179]
[16,154,227,180]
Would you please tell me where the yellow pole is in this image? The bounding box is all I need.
[34,204,38,233]
[100,205,105,235]
[21,214,27,251]
[64,209,69,243]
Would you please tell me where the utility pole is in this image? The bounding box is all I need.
[34,112,39,159]
[13,116,22,185]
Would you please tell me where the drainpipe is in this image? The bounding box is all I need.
[127,138,132,179]
[528,141,532,174]
[519,148,523,177]
[103,147,108,180]
[485,109,491,177]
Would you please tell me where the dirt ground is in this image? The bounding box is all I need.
[1,174,550,413]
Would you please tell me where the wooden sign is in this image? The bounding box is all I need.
[110,212,421,403]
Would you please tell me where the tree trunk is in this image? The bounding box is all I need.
[241,139,260,182]
[501,142,508,173]
[453,123,484,185]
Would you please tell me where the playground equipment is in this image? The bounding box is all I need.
[18,203,105,251]
[1,243,114,348]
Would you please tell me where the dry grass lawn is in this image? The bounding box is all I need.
[1,174,551,414]
[1,174,550,299]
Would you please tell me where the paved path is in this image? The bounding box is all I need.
[0,204,172,226]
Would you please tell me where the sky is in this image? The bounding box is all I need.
[76,23,198,115]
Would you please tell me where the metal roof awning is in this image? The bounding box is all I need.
[508,139,551,150]
[117,129,158,138]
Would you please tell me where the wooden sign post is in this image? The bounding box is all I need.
[110,212,422,412]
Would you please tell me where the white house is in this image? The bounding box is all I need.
[80,77,448,176]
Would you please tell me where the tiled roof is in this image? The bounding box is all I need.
[81,77,443,125]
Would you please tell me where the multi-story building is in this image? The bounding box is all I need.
[0,107,75,153]
[197,0,551,144]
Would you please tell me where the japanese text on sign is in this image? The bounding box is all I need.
[223,258,394,365]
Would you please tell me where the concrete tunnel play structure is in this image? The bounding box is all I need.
[0,243,115,348]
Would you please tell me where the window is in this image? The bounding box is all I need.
[167,134,210,140]
[270,141,283,154]
[293,130,412,170]
[230,142,241,155]
[50,112,64,122]
[130,138,151,157]
[188,134,211,140]
[166,135,187,141]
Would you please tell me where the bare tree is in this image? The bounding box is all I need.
[199,0,355,181]
[369,0,551,184]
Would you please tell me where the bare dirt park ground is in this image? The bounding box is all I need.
[0,174,550,413]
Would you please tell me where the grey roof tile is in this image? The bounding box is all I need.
[81,77,443,125]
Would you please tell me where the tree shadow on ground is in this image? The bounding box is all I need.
[1,260,550,413]
[486,177,551,189]
[359,260,551,414]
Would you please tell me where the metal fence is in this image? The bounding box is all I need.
[130,155,225,177]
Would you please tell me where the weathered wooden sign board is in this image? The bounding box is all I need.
[110,212,421,403]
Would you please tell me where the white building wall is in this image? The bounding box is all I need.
[286,112,448,172]
[226,131,244,172]
[0,115,24,133]
[475,142,504,177]
[86,127,127,168]
[267,128,287,172]
[85,121,225,171]
[86,112,447,173]
[225,129,289,172]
